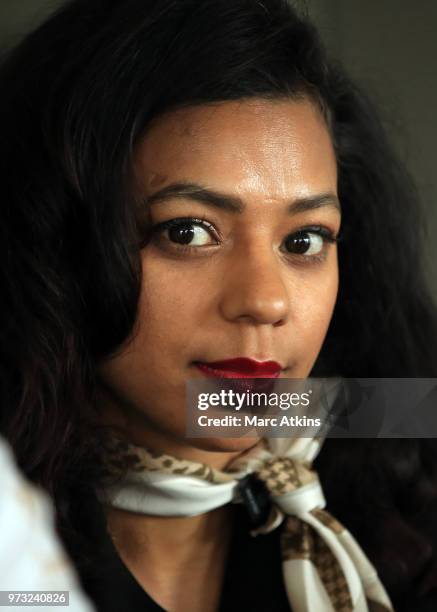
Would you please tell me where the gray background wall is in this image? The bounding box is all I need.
[309,0,437,296]
[1,0,437,295]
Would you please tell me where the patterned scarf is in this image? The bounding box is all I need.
[96,434,394,612]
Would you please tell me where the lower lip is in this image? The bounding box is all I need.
[194,362,281,379]
[194,363,279,395]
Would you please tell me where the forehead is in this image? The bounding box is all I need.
[134,98,337,197]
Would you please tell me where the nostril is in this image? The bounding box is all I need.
[273,316,287,327]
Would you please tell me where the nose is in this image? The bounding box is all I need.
[219,246,291,326]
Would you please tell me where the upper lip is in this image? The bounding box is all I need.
[194,357,283,376]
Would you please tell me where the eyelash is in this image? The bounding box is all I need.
[150,216,340,264]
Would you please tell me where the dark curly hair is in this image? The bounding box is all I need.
[1,0,437,609]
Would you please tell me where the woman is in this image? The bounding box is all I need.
[1,0,437,610]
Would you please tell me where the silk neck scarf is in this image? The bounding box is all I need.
[96,434,394,612]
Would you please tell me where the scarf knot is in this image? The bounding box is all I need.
[236,456,326,536]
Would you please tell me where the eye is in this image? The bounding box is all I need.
[168,222,210,246]
[152,217,218,248]
[283,228,337,257]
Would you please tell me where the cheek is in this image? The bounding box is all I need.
[291,261,339,368]
[136,252,208,354]
[302,269,338,326]
[96,255,202,433]
[98,253,203,388]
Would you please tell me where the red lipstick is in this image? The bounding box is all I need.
[194,357,282,378]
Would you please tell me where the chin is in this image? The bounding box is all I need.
[186,435,261,453]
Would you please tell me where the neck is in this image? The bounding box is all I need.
[105,503,236,561]
[104,504,237,612]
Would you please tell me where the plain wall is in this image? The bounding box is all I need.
[0,0,64,46]
[308,0,437,295]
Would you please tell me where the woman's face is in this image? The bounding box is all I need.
[97,98,340,466]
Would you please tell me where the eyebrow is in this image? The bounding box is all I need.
[145,181,340,215]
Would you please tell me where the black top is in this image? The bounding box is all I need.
[77,502,291,612]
